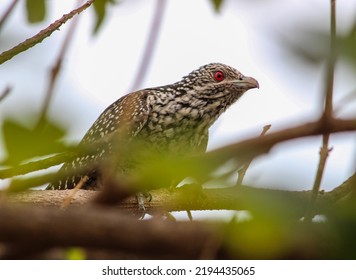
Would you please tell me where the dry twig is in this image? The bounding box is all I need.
[0,0,94,65]
[236,124,271,186]
[37,0,83,129]
[0,86,11,103]
[61,175,89,208]
[130,0,167,91]
[0,0,19,32]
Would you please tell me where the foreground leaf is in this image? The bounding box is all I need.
[26,0,46,23]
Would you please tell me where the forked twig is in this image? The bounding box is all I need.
[236,124,271,186]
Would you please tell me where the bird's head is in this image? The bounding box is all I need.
[179,62,259,103]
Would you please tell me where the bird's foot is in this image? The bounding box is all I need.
[136,192,152,212]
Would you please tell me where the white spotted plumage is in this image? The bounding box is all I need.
[47,63,258,190]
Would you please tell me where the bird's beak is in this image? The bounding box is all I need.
[235,76,259,90]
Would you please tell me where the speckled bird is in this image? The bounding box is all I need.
[47,63,259,190]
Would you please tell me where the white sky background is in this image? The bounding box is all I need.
[0,0,355,194]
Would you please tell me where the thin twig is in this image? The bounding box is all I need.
[322,0,336,121]
[304,0,336,222]
[0,0,19,32]
[205,118,355,166]
[0,86,11,102]
[0,0,94,65]
[236,124,271,186]
[130,0,167,91]
[37,0,83,129]
[61,175,89,208]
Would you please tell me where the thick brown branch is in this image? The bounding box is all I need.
[6,173,355,216]
[0,174,355,259]
[0,204,218,259]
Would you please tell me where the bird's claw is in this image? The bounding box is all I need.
[143,191,152,202]
[136,192,152,212]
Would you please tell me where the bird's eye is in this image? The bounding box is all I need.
[213,71,225,82]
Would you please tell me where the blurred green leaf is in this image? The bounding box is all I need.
[26,0,46,23]
[280,30,329,65]
[134,153,229,191]
[93,0,116,34]
[2,116,67,165]
[210,0,224,13]
[281,22,356,71]
[224,219,290,259]
[338,22,356,70]
[65,247,86,260]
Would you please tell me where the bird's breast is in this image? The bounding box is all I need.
[138,105,209,156]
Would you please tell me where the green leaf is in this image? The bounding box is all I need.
[280,30,329,65]
[210,0,224,13]
[26,0,46,23]
[93,0,115,34]
[338,23,356,70]
[65,248,86,260]
[2,116,67,165]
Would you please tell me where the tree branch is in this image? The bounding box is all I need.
[0,173,355,259]
[37,0,83,130]
[0,86,11,103]
[206,117,356,165]
[5,173,355,216]
[0,0,94,65]
[0,204,218,259]
[130,0,167,91]
[304,0,337,222]
[0,0,19,32]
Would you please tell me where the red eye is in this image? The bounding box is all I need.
[213,71,225,82]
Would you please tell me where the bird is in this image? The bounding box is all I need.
[47,63,259,192]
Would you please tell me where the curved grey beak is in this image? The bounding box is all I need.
[235,76,259,90]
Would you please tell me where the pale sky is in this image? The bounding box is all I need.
[0,0,355,193]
